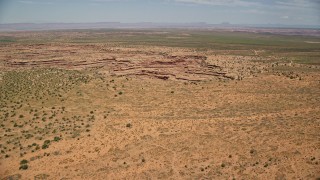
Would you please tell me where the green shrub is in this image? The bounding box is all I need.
[19,164,28,170]
[42,140,51,149]
[53,136,61,142]
[42,144,49,149]
[20,159,28,164]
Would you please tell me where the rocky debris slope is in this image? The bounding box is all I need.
[2,44,270,82]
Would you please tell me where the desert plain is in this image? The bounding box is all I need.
[0,29,319,179]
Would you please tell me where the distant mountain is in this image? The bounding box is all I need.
[0,22,214,31]
[0,22,319,36]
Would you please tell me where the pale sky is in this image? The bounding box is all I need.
[0,0,319,25]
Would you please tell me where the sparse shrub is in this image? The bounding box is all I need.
[20,159,28,164]
[53,136,61,142]
[42,140,51,149]
[19,164,28,170]
[126,123,132,128]
[250,149,256,154]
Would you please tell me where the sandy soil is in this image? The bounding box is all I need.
[0,42,319,179]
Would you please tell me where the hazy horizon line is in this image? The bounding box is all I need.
[1,21,319,27]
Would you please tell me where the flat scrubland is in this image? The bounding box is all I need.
[0,29,319,179]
